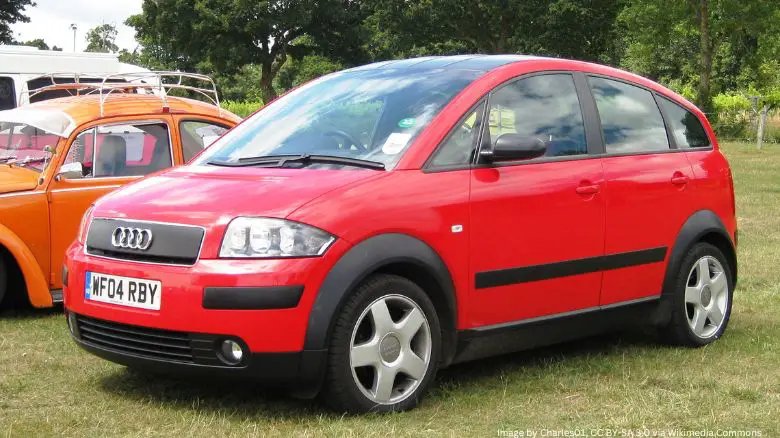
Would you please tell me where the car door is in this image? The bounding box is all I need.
[468,73,606,327]
[47,117,176,289]
[586,76,696,305]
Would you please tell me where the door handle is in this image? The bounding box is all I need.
[671,173,689,185]
[575,184,600,195]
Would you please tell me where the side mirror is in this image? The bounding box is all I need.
[56,162,84,180]
[482,134,547,162]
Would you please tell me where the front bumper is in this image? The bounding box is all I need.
[67,310,326,386]
[63,239,348,354]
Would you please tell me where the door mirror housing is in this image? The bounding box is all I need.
[56,162,84,180]
[482,134,547,162]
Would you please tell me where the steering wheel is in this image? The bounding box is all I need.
[322,129,366,155]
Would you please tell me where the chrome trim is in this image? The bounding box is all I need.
[49,185,121,193]
[84,217,207,267]
[0,191,45,198]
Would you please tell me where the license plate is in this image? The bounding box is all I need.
[85,272,161,310]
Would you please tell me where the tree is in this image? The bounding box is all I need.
[0,0,33,44]
[85,23,119,53]
[619,0,779,113]
[127,0,368,102]
[22,38,48,50]
[364,0,624,63]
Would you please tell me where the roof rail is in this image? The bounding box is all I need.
[21,71,222,117]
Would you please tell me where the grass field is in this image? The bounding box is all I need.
[1,142,777,437]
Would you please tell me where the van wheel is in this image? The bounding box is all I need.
[322,274,441,413]
[661,242,733,347]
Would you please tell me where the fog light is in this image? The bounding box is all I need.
[219,340,243,365]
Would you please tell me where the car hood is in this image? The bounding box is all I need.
[94,165,385,228]
[0,166,39,194]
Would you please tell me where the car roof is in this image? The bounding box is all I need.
[346,54,549,73]
[24,93,241,129]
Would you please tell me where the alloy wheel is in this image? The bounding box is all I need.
[684,256,729,339]
[349,294,432,405]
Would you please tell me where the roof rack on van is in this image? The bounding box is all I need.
[21,71,222,116]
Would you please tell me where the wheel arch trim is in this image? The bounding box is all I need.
[663,209,737,297]
[304,233,458,359]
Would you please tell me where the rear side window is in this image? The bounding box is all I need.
[0,76,15,110]
[589,77,669,154]
[180,120,230,162]
[658,97,710,148]
[485,74,587,158]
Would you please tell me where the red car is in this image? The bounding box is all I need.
[63,56,737,413]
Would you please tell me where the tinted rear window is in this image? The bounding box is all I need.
[589,76,669,154]
[658,96,710,148]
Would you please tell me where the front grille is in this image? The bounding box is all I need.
[85,218,205,266]
[74,314,226,366]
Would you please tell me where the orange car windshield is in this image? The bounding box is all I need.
[0,121,61,172]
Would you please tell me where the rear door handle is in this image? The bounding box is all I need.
[671,173,689,185]
[575,184,600,195]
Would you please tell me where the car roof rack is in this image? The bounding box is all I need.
[22,71,222,117]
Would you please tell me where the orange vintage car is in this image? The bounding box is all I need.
[0,73,240,308]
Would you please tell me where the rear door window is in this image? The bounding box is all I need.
[62,122,172,178]
[658,97,711,148]
[589,77,669,154]
[179,120,230,162]
[0,76,15,110]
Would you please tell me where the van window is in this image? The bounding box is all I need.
[589,77,669,154]
[0,77,15,110]
[179,120,230,162]
[658,96,710,148]
[484,74,587,158]
[62,122,172,178]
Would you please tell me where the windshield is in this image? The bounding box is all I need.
[0,122,61,172]
[195,68,481,169]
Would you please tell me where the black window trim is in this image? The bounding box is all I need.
[653,93,714,151]
[472,71,596,169]
[62,119,174,181]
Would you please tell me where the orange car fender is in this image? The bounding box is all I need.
[0,223,52,308]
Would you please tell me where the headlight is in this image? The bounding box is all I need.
[77,206,94,243]
[219,217,335,258]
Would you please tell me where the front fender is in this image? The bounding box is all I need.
[304,233,457,351]
[0,223,52,308]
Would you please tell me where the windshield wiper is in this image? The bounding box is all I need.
[209,154,385,170]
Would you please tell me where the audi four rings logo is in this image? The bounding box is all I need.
[111,227,153,250]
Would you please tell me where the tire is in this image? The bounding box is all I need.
[660,242,734,347]
[0,254,6,306]
[321,274,442,413]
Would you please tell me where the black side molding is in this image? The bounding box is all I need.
[203,286,304,310]
[475,247,667,289]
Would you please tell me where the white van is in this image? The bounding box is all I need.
[0,45,151,109]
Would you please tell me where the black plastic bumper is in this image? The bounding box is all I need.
[67,312,327,391]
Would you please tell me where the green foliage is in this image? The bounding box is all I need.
[0,0,33,44]
[275,54,343,90]
[222,100,263,118]
[127,0,368,102]
[22,38,48,50]
[85,24,119,53]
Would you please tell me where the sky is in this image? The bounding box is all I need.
[10,0,143,52]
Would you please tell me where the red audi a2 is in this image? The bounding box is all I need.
[64,55,737,413]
